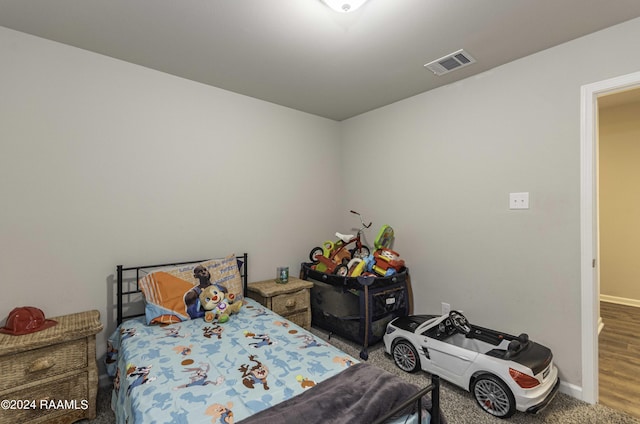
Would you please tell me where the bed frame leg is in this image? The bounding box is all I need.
[431,375,440,424]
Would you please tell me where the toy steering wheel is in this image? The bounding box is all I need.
[449,310,471,335]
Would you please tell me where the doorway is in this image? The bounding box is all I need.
[596,87,640,419]
[580,71,640,405]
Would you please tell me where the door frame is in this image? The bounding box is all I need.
[580,70,640,404]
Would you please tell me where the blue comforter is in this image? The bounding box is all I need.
[106,298,358,424]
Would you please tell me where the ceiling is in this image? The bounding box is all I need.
[2,1,640,121]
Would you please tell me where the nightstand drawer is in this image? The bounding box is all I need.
[270,289,309,316]
[0,371,88,424]
[0,338,87,392]
[282,310,310,329]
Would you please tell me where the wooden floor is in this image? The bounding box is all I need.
[599,301,640,419]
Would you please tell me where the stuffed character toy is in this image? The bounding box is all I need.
[226,294,243,315]
[199,284,230,323]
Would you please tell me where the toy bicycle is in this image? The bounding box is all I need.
[309,210,372,276]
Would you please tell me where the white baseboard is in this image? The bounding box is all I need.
[559,380,583,401]
[598,316,604,335]
[600,294,640,308]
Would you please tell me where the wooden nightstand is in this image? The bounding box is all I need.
[0,310,103,424]
[247,277,314,329]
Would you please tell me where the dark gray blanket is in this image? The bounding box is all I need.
[238,363,446,424]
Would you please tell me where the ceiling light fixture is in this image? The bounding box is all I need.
[321,0,369,13]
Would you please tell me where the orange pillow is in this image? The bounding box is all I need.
[139,254,243,325]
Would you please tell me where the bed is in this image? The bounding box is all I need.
[107,254,444,424]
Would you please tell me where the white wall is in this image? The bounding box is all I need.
[4,15,640,395]
[340,17,640,391]
[0,27,343,373]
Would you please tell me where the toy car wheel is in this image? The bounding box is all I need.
[333,264,349,277]
[391,339,420,373]
[309,247,324,263]
[471,374,516,418]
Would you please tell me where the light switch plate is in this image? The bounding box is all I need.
[510,192,529,209]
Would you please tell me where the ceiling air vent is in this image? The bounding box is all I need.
[424,49,476,76]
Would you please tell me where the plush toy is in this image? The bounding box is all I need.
[199,284,230,323]
[225,294,243,315]
[199,285,243,323]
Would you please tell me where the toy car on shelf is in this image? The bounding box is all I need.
[383,310,560,418]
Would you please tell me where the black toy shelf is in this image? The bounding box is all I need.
[300,262,413,360]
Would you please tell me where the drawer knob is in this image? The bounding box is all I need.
[28,357,55,372]
[285,299,296,308]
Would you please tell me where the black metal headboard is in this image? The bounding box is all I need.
[115,253,248,326]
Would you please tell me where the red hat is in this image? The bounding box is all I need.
[0,307,57,336]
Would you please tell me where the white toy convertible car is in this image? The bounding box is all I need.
[383,311,560,418]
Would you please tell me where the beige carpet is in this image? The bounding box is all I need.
[85,326,639,424]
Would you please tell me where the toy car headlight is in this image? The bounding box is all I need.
[385,326,396,335]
